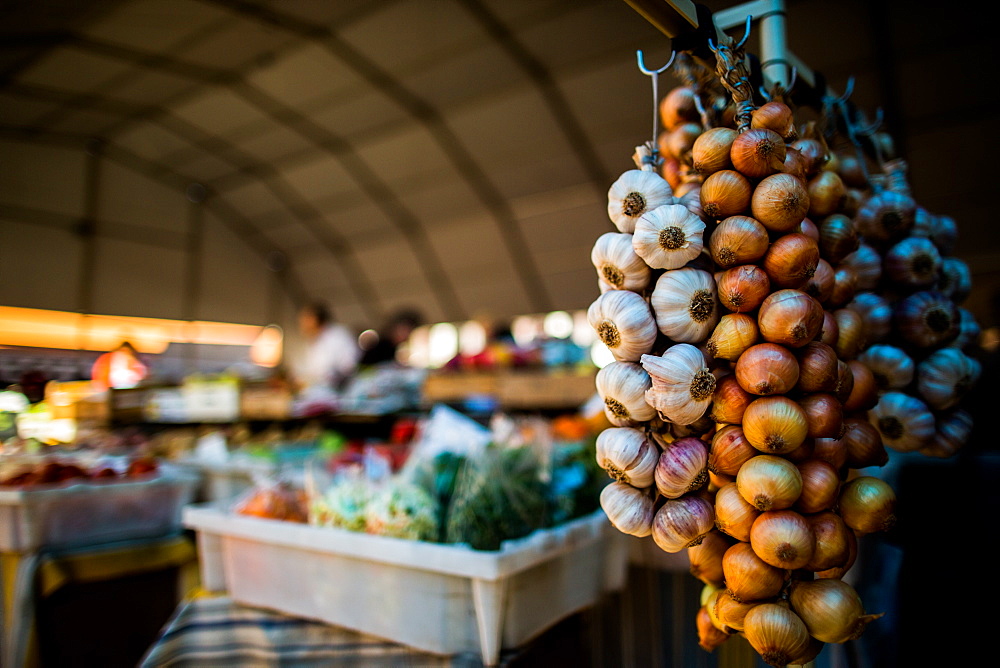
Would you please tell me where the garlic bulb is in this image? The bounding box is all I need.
[652,495,715,553]
[654,437,709,498]
[893,290,959,349]
[847,292,892,343]
[591,232,652,293]
[921,409,972,458]
[937,256,972,303]
[857,344,914,390]
[595,361,655,425]
[841,243,882,291]
[588,290,658,362]
[869,391,935,452]
[650,268,720,343]
[884,236,942,288]
[642,344,716,425]
[595,427,659,488]
[608,170,674,233]
[952,307,981,350]
[601,482,655,537]
[916,347,981,411]
[632,204,706,269]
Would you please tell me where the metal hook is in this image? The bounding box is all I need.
[834,76,855,104]
[637,50,676,76]
[854,108,884,136]
[709,15,752,55]
[736,15,753,49]
[758,67,797,101]
[636,49,676,169]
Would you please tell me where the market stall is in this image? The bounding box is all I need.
[0,0,995,666]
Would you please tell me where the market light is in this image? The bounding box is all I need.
[459,320,487,356]
[543,311,574,339]
[572,310,595,346]
[590,341,616,368]
[358,329,379,352]
[0,306,267,353]
[250,325,284,368]
[511,315,540,347]
[427,322,458,368]
[406,326,431,368]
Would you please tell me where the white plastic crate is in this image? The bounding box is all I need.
[172,459,274,504]
[0,466,198,552]
[185,505,629,666]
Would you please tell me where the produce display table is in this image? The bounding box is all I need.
[1,533,196,668]
[185,505,629,666]
[140,594,476,667]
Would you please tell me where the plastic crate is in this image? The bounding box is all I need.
[185,505,628,666]
[0,466,198,552]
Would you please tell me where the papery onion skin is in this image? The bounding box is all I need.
[709,425,758,476]
[735,343,800,396]
[743,602,812,668]
[804,511,852,572]
[737,454,803,511]
[795,342,840,393]
[841,418,888,469]
[750,509,815,570]
[752,173,810,232]
[709,374,754,425]
[842,360,879,413]
[789,578,884,644]
[758,290,824,348]
[697,605,731,651]
[799,393,844,440]
[743,396,810,454]
[762,234,820,290]
[710,215,769,267]
[714,481,760,542]
[722,541,786,603]
[714,591,761,633]
[838,476,896,534]
[701,170,753,220]
[794,459,841,514]
[688,530,732,586]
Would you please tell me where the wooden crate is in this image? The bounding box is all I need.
[498,371,597,410]
[421,372,498,403]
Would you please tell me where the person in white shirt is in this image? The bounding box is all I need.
[292,302,360,394]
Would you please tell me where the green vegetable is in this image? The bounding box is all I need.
[445,446,549,551]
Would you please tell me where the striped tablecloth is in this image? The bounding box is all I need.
[140,594,500,667]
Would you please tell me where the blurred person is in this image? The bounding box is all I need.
[360,308,424,367]
[292,302,360,393]
[90,341,147,392]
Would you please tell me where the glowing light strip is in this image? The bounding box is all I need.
[0,305,267,353]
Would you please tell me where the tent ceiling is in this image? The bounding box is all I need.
[1,0,994,331]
